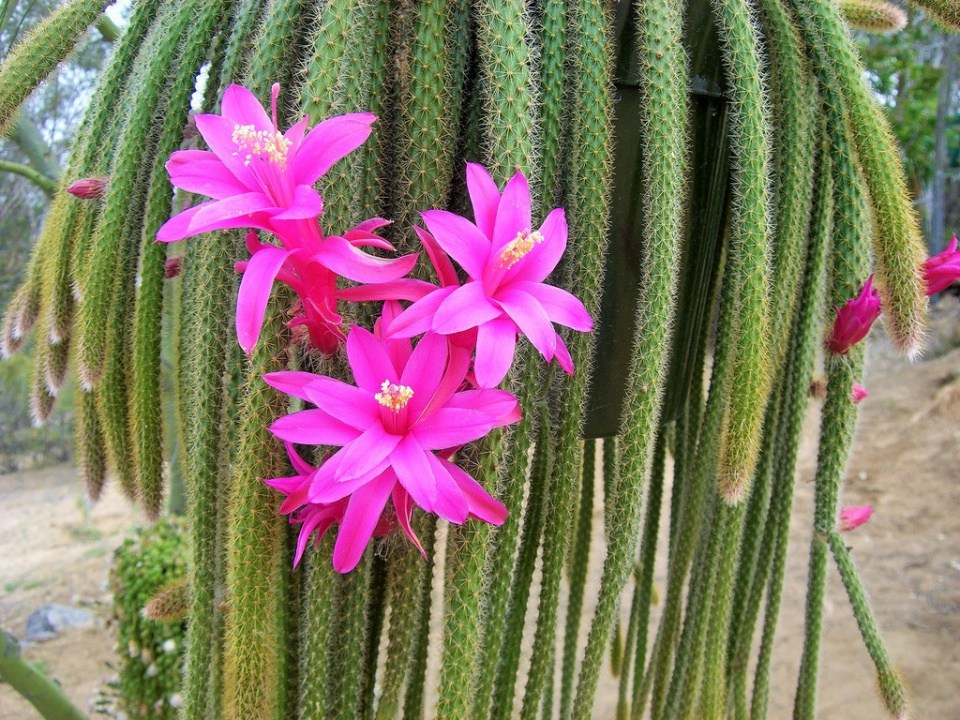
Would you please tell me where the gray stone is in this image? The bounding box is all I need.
[25,604,95,641]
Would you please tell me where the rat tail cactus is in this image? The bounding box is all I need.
[1,0,949,717]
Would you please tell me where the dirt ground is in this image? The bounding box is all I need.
[1,311,958,719]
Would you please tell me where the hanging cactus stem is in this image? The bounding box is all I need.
[2,0,943,716]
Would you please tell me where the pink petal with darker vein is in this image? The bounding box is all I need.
[445,459,507,525]
[166,149,249,199]
[426,452,468,523]
[335,424,402,482]
[346,326,400,393]
[312,235,418,284]
[386,286,457,339]
[518,281,593,331]
[221,84,273,130]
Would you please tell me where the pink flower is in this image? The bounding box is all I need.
[235,222,421,354]
[839,505,873,532]
[924,234,960,296]
[827,276,882,355]
[264,442,407,569]
[157,83,371,241]
[67,176,108,199]
[263,319,519,571]
[849,382,869,404]
[387,164,593,388]
[158,84,419,355]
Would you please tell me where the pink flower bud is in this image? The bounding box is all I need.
[849,382,869,404]
[827,276,882,355]
[164,257,182,279]
[839,505,873,532]
[66,176,108,199]
[923,234,960,296]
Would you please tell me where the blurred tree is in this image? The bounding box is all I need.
[857,5,960,252]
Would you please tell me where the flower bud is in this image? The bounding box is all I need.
[66,176,108,199]
[839,505,873,532]
[849,382,869,404]
[827,276,882,355]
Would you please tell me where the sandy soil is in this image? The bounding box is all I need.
[1,316,958,719]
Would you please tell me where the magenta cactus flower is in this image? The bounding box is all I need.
[156,83,372,241]
[263,320,518,571]
[827,276,882,355]
[387,164,593,388]
[923,234,960,296]
[839,505,873,532]
[264,442,415,569]
[849,382,869,404]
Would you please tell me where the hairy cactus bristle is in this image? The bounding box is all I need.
[840,0,909,32]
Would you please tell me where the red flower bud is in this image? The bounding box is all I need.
[66,176,108,199]
[827,276,882,355]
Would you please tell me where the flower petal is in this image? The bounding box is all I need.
[444,459,508,525]
[270,409,361,446]
[337,278,437,303]
[492,170,532,253]
[221,83,272,130]
[346,326,400,392]
[386,286,457,339]
[291,112,376,185]
[399,333,447,419]
[517,281,593,331]
[193,113,258,186]
[166,149,250,199]
[420,209,490,279]
[504,207,567,284]
[236,246,294,354]
[413,408,498,449]
[474,316,517,388]
[392,484,426,557]
[432,282,503,335]
[272,184,323,220]
[426,452,468,523]
[332,471,396,572]
[416,226,459,288]
[156,193,275,242]
[496,287,557,360]
[465,162,500,239]
[390,435,437,511]
[335,423,402,482]
[312,235,418,284]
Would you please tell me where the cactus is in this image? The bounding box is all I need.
[841,0,909,32]
[2,0,938,718]
[0,0,109,136]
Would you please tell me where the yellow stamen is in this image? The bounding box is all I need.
[231,123,291,169]
[499,229,544,268]
[375,380,414,411]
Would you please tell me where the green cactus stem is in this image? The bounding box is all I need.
[571,0,682,715]
[0,0,110,137]
[840,0,909,32]
[906,0,960,30]
[828,532,909,718]
[0,630,89,720]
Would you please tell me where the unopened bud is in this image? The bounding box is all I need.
[66,176,108,199]
[164,257,182,279]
